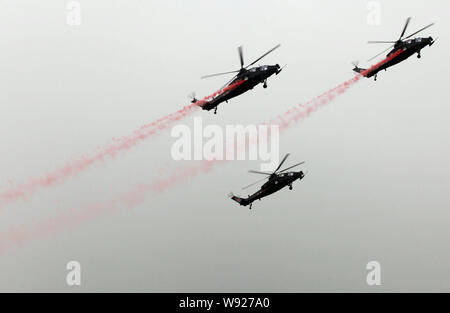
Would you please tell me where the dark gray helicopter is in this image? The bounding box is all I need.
[230,154,305,210]
[191,44,283,114]
[353,17,436,81]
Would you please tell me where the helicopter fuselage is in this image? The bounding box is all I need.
[232,171,304,207]
[356,36,434,78]
[200,64,281,111]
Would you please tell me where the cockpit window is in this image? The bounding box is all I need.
[261,66,268,71]
[249,68,257,72]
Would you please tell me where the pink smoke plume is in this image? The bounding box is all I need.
[270,49,404,131]
[0,52,404,253]
[0,72,367,253]
[0,160,220,254]
[0,80,244,209]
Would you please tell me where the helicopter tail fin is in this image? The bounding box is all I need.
[351,61,366,74]
[352,66,366,74]
[228,192,250,206]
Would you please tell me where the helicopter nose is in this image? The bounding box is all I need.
[274,64,281,74]
[428,36,434,46]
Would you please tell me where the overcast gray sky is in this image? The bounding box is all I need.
[0,0,449,292]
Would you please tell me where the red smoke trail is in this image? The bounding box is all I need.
[0,80,244,209]
[135,79,244,133]
[360,49,403,77]
[0,160,219,254]
[0,52,403,253]
[270,49,404,131]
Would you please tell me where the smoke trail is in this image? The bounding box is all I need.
[0,80,244,209]
[0,160,219,254]
[271,49,404,131]
[0,52,403,253]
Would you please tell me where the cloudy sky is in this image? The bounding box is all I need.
[0,0,449,292]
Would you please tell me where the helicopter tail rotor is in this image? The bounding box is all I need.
[188,91,197,103]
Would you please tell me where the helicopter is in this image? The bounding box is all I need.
[229,154,305,210]
[353,17,437,81]
[191,44,283,114]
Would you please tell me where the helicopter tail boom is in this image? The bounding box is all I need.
[352,66,367,74]
[229,193,251,206]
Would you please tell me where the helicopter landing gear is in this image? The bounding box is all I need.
[417,51,421,58]
[374,74,377,81]
[249,203,252,210]
[263,80,267,88]
[214,107,217,114]
[289,184,293,190]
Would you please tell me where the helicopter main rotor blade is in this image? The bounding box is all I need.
[273,153,290,174]
[367,44,395,62]
[248,170,272,175]
[238,46,244,69]
[201,70,241,79]
[367,41,397,44]
[399,17,411,40]
[219,73,240,90]
[279,161,305,173]
[242,176,269,190]
[403,23,434,40]
[245,44,281,68]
